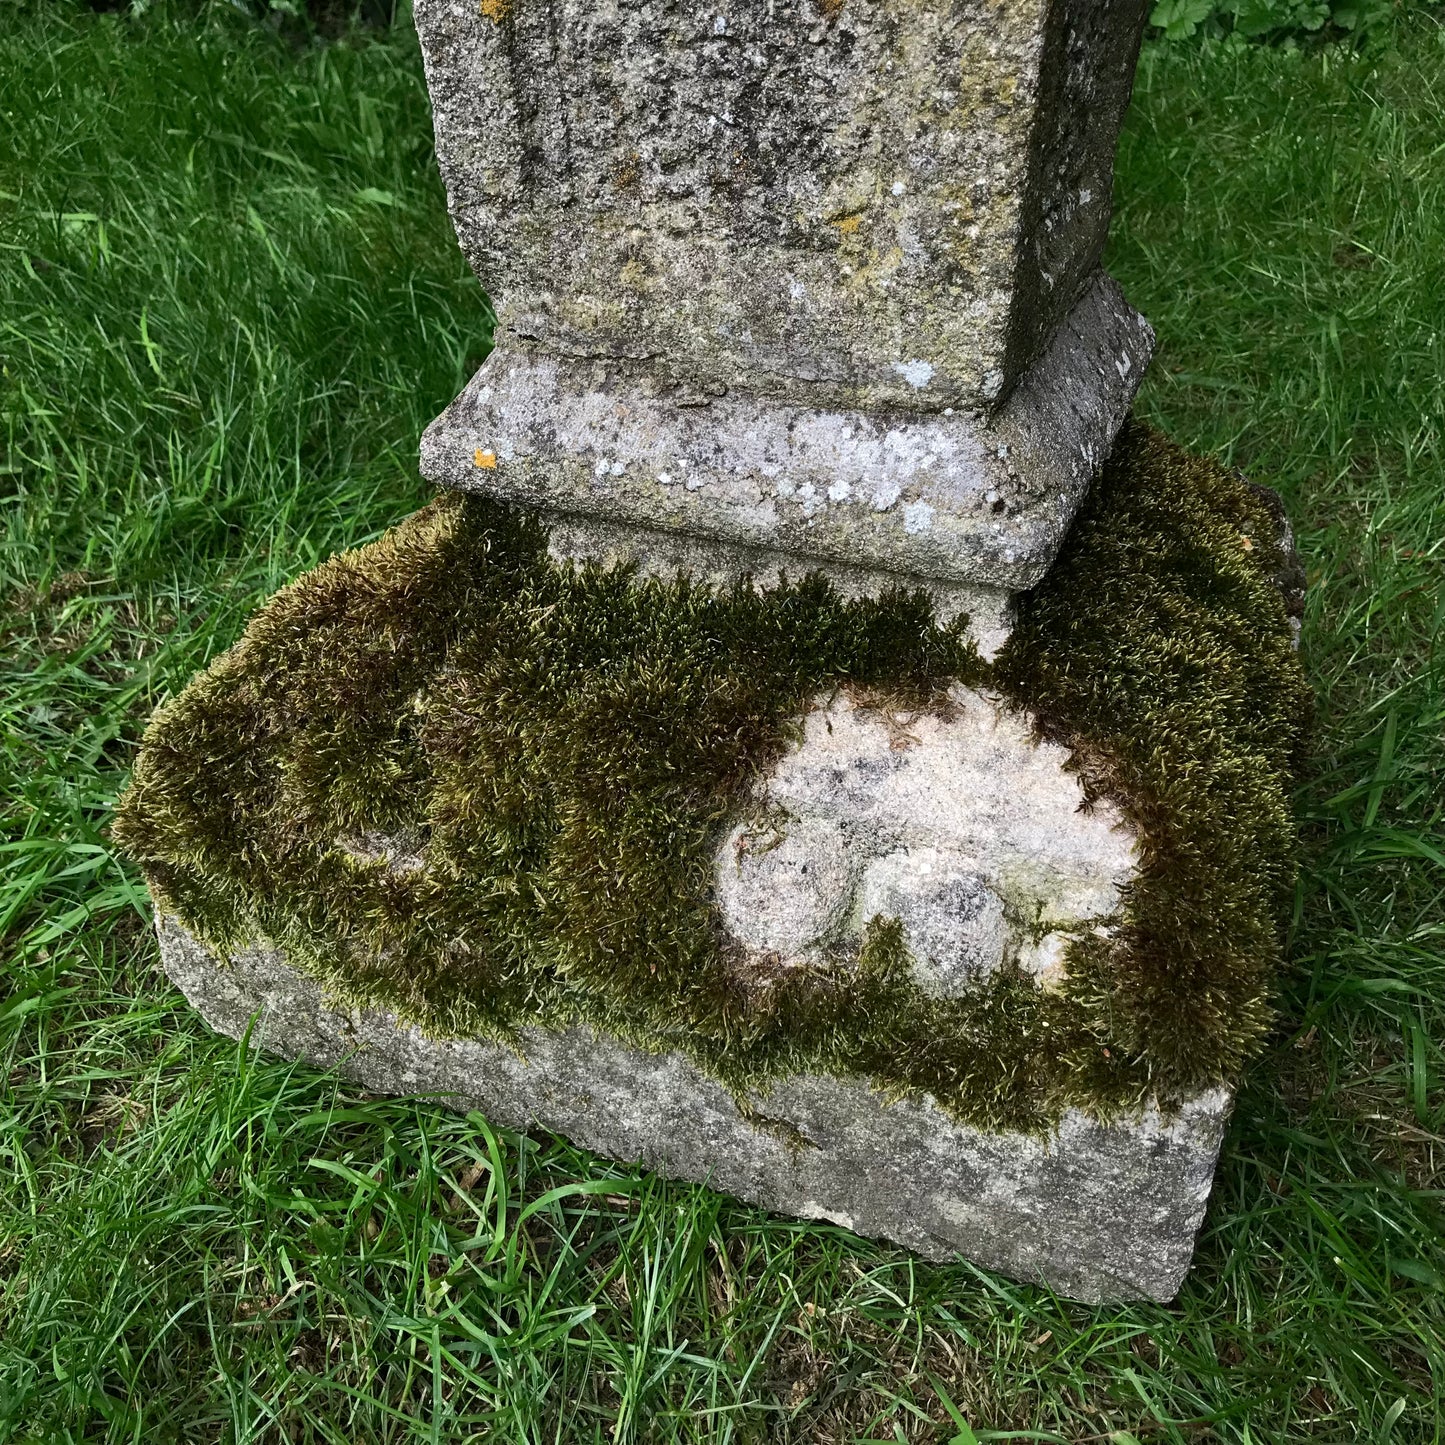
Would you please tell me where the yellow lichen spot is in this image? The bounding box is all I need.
[479,0,511,22]
[619,258,650,289]
[830,214,864,236]
[611,151,642,191]
[474,449,498,469]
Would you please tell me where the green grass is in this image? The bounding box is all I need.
[1,3,1441,1440]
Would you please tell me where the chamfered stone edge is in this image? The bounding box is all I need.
[422,270,1155,594]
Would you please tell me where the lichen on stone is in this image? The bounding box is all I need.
[114,422,1311,1134]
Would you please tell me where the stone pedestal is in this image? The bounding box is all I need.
[116,0,1310,1308]
[144,669,1239,1302]
[117,431,1309,1304]
[414,0,1155,645]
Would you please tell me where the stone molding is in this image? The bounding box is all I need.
[422,272,1154,595]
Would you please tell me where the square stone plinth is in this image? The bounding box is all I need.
[420,271,1154,610]
[416,0,1151,416]
[158,916,1231,1304]
[117,428,1308,1311]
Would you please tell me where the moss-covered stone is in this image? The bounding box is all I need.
[114,422,1311,1134]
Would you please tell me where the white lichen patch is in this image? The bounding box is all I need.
[903,499,935,534]
[713,687,1138,995]
[890,359,936,389]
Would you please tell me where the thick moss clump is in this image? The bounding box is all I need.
[115,423,1311,1132]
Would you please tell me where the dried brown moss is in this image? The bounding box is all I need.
[114,421,1311,1131]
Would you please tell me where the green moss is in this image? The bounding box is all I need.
[114,422,1311,1133]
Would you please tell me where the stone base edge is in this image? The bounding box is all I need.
[542,512,1016,658]
[420,271,1155,593]
[157,915,1229,1304]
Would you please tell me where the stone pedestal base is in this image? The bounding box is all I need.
[117,425,1309,1310]
[158,915,1230,1304]
[420,273,1154,653]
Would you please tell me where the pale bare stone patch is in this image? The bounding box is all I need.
[714,688,1138,993]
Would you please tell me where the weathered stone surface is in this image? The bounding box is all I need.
[712,687,1137,987]
[856,850,1009,995]
[157,914,1232,1303]
[714,816,862,958]
[760,690,1136,915]
[414,0,1157,624]
[420,271,1155,597]
[415,0,1150,416]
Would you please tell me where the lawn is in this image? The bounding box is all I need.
[1,3,1442,1441]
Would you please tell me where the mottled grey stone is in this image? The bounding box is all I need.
[156,914,1232,1303]
[715,816,860,957]
[856,849,1008,994]
[415,0,1150,416]
[709,687,1137,990]
[420,272,1154,595]
[748,687,1137,923]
